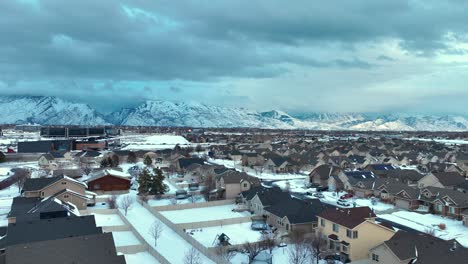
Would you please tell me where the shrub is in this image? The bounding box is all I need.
[438,223,446,230]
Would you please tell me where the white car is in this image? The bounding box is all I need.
[337,199,351,207]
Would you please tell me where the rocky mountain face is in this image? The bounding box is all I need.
[1,95,468,131]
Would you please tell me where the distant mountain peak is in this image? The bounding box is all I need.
[0,95,467,131]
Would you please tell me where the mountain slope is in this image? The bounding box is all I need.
[0,96,108,125]
[1,95,468,131]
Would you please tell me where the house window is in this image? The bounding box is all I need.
[342,245,348,252]
[449,207,456,214]
[332,223,339,232]
[64,194,69,198]
[320,219,325,227]
[243,183,248,188]
[41,191,44,197]
[372,253,379,262]
[346,229,352,238]
[436,204,443,212]
[353,231,358,239]
[61,182,67,185]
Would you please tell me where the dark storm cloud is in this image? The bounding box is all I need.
[0,0,467,113]
[0,0,467,83]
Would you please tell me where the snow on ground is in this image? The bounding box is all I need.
[273,179,309,193]
[93,213,126,227]
[319,191,394,212]
[230,245,333,264]
[378,211,468,247]
[209,158,308,180]
[148,196,206,207]
[122,252,160,264]
[160,204,249,224]
[121,134,191,150]
[111,231,141,247]
[189,222,261,247]
[119,193,215,264]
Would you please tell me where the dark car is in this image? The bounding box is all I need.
[316,186,329,192]
[313,192,324,198]
[340,193,354,199]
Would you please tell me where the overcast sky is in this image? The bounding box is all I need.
[1,0,468,114]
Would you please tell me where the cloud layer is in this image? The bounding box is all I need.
[0,0,467,113]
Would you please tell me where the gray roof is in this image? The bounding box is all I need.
[431,172,466,187]
[3,215,102,248]
[52,168,85,178]
[383,231,468,263]
[5,232,126,264]
[22,176,86,192]
[267,198,332,224]
[7,196,78,221]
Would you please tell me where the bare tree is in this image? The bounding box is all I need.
[201,175,216,200]
[149,221,164,247]
[12,168,30,193]
[215,245,236,262]
[308,229,327,264]
[119,195,134,216]
[243,242,262,264]
[261,232,277,254]
[183,247,202,264]
[289,241,310,264]
[139,193,149,205]
[107,194,117,209]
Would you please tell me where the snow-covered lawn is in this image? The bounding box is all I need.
[148,196,206,207]
[231,245,333,264]
[160,204,249,224]
[123,252,160,264]
[319,191,394,212]
[190,222,261,247]
[209,158,308,180]
[111,231,141,247]
[121,134,191,150]
[273,179,309,193]
[93,213,126,227]
[378,211,468,247]
[120,196,215,264]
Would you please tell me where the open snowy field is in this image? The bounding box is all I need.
[123,252,160,264]
[160,204,249,224]
[378,211,468,247]
[111,231,141,247]
[119,194,215,264]
[93,213,126,227]
[190,222,261,247]
[121,134,191,150]
[209,158,308,180]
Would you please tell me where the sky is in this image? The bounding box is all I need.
[0,0,468,114]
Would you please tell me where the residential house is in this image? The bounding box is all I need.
[317,206,396,262]
[215,170,261,199]
[419,186,468,220]
[21,176,91,210]
[7,196,79,224]
[38,154,56,169]
[418,171,465,189]
[365,164,396,178]
[377,181,420,210]
[369,231,468,264]
[337,170,376,192]
[385,169,424,186]
[309,165,342,187]
[52,168,86,179]
[263,157,295,173]
[86,169,131,192]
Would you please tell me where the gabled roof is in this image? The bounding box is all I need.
[318,206,376,229]
[5,232,126,264]
[344,170,375,180]
[267,198,332,224]
[383,231,468,264]
[7,196,78,220]
[86,169,131,183]
[309,165,341,179]
[178,158,205,169]
[386,169,424,182]
[3,215,101,248]
[430,172,465,187]
[52,168,85,178]
[22,176,87,192]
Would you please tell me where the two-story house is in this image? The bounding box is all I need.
[317,206,396,262]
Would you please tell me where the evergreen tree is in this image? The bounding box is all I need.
[144,155,153,167]
[111,155,120,167]
[127,151,137,163]
[137,168,152,194]
[149,168,168,194]
[100,158,109,168]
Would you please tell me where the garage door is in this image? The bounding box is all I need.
[395,199,410,210]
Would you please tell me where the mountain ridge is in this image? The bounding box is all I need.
[1,95,468,131]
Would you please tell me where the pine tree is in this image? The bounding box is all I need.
[138,168,152,194]
[149,168,168,195]
[111,155,120,167]
[100,158,109,168]
[127,151,137,163]
[144,155,153,167]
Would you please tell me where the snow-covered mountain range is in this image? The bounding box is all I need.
[1,95,468,131]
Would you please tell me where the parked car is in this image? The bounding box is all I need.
[316,186,329,192]
[337,199,351,207]
[340,193,354,199]
[313,193,324,198]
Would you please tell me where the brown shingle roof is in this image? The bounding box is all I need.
[318,206,376,229]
